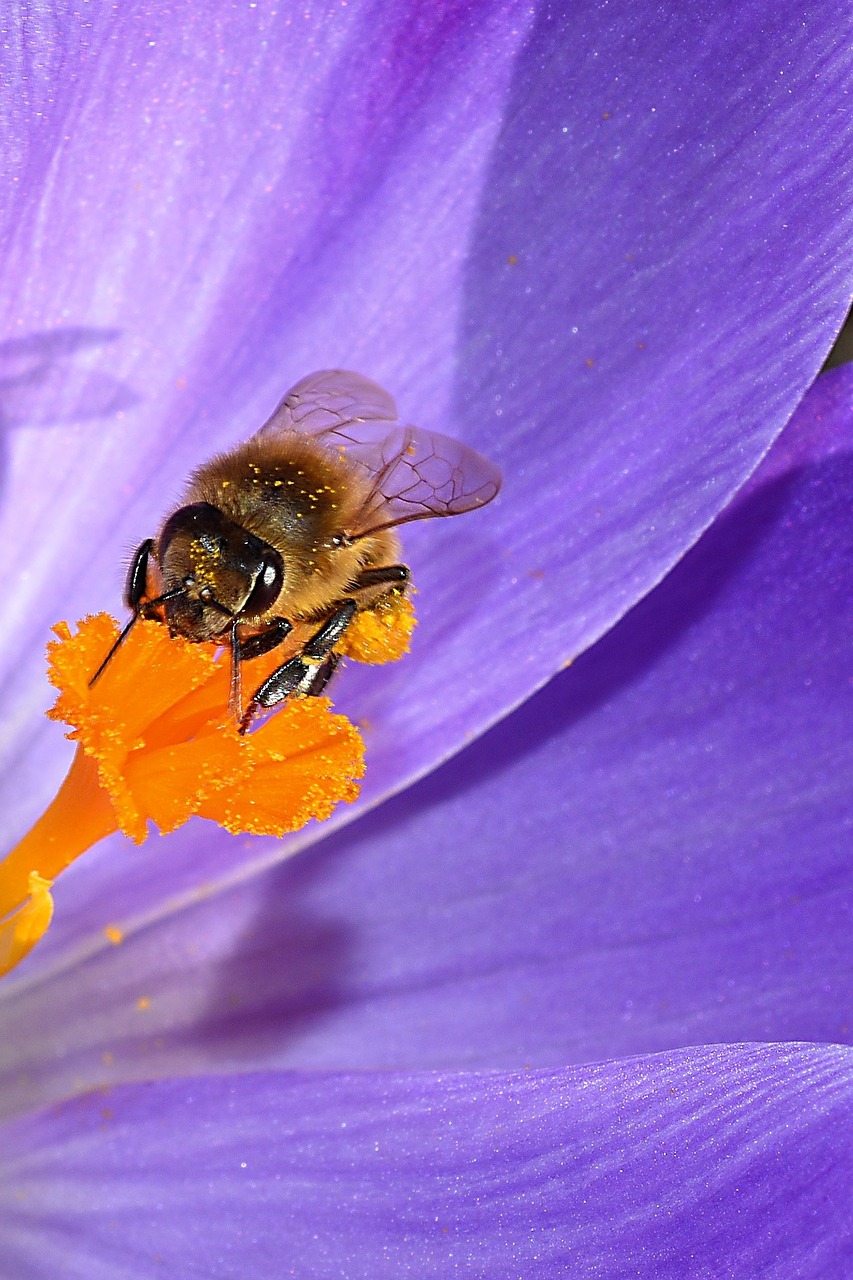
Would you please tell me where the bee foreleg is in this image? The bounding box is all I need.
[302,599,357,660]
[237,618,293,661]
[239,601,357,734]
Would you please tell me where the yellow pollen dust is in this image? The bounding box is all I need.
[336,593,417,664]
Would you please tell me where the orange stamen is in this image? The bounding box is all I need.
[0,607,397,977]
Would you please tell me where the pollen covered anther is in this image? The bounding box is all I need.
[0,611,379,977]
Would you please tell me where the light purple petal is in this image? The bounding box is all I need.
[4,0,853,976]
[2,364,850,1115]
[1,0,532,946]
[2,1045,852,1279]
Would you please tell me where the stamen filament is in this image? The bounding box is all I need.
[0,748,117,975]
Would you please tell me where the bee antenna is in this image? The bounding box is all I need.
[88,584,186,688]
[88,614,139,687]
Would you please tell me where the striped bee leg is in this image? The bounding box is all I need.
[239,600,356,734]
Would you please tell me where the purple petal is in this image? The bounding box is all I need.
[2,1045,852,1278]
[2,364,850,1114]
[5,0,853,974]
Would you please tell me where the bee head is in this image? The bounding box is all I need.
[158,503,284,641]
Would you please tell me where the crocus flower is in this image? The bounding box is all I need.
[1,2,852,1275]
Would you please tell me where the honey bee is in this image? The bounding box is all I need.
[91,369,501,731]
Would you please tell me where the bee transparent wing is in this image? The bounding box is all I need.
[255,369,399,439]
[255,368,501,537]
[340,423,502,537]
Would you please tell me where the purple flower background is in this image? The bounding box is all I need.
[1,2,852,1276]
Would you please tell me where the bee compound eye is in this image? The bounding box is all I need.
[243,552,284,616]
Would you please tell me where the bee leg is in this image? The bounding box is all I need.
[237,618,293,661]
[351,564,410,595]
[239,601,357,733]
[303,651,340,697]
